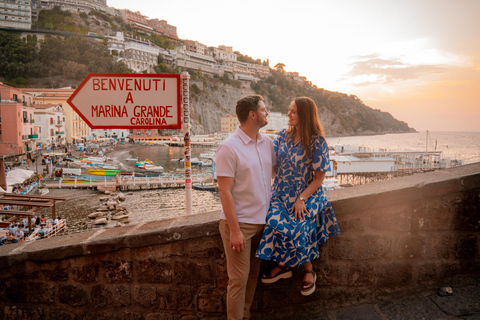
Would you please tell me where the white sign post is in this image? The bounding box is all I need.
[181,71,192,215]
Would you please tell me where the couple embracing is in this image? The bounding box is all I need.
[217,95,341,320]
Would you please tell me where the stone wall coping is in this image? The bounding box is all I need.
[1,162,479,269]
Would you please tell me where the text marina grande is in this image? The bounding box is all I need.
[91,104,173,125]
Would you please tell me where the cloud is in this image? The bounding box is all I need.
[346,54,444,86]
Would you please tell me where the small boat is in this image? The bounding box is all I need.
[198,159,213,167]
[126,157,139,162]
[193,184,218,191]
[143,165,164,173]
[135,159,154,167]
[82,156,106,164]
[88,168,120,176]
[62,168,82,175]
[171,157,201,165]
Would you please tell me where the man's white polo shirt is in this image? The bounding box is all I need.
[216,127,276,225]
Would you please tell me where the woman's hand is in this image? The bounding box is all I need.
[291,199,307,221]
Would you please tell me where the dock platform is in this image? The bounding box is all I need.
[42,174,213,191]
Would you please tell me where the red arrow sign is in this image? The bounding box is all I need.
[67,73,181,129]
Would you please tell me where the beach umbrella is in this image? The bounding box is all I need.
[7,169,35,179]
[6,176,25,186]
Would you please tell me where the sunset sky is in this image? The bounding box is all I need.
[108,0,480,132]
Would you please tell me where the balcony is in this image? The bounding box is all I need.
[22,135,28,140]
[23,118,28,123]
[28,134,38,139]
[56,131,65,135]
[30,119,35,123]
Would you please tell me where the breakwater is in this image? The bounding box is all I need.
[0,163,479,319]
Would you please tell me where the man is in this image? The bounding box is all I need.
[217,95,275,319]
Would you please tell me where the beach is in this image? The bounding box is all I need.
[35,144,221,235]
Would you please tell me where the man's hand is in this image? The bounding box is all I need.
[230,229,246,252]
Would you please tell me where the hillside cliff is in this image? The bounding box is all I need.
[0,7,415,136]
[188,77,414,136]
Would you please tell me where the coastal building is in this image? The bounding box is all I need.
[0,83,38,160]
[33,103,66,146]
[106,32,160,73]
[32,0,109,15]
[120,9,158,35]
[172,47,218,75]
[262,111,288,132]
[91,128,129,142]
[184,40,210,56]
[147,19,178,38]
[286,71,307,82]
[331,155,396,173]
[214,45,237,62]
[0,0,32,29]
[220,114,239,133]
[120,8,148,26]
[19,88,90,143]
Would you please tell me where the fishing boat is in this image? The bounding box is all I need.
[88,168,120,176]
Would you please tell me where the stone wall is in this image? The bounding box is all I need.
[1,163,479,319]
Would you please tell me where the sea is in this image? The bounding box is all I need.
[49,131,479,234]
[325,131,480,165]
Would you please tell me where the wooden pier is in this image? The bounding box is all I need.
[42,174,213,191]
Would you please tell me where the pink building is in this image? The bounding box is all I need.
[0,82,38,160]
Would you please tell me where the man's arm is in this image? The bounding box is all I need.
[218,176,246,252]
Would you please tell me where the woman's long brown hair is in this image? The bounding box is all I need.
[287,97,326,159]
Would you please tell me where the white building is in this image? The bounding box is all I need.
[91,128,129,141]
[263,112,288,132]
[213,46,237,62]
[0,0,32,29]
[331,155,397,173]
[34,104,66,146]
[34,0,108,13]
[173,47,218,75]
[106,32,160,73]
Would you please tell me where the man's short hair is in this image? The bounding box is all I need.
[236,95,264,124]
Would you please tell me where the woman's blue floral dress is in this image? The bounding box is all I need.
[256,129,341,267]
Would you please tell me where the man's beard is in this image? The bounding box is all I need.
[257,118,268,128]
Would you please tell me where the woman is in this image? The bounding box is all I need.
[256,97,340,296]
